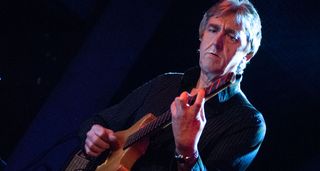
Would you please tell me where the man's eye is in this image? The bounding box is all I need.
[208,27,217,33]
[229,34,239,42]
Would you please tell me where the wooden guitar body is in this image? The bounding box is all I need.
[96,113,156,171]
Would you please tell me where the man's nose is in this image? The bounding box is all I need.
[210,33,224,51]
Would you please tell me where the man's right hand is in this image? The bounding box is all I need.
[85,124,118,157]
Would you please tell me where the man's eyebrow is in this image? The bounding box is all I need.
[207,23,220,29]
[207,23,240,34]
[225,28,239,35]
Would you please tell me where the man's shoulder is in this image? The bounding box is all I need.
[226,92,265,126]
[157,72,184,79]
[129,72,184,95]
[146,72,184,86]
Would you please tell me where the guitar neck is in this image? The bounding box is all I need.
[124,109,172,149]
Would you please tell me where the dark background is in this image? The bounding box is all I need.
[1,0,319,170]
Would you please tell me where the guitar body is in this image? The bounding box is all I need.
[96,113,156,171]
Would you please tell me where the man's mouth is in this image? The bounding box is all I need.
[206,51,220,58]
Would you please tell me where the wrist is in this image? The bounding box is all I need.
[175,143,197,155]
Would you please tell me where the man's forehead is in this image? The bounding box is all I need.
[207,14,245,32]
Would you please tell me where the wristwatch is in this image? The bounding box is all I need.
[174,151,199,164]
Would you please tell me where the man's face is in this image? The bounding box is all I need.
[199,14,250,78]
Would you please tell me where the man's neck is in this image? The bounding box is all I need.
[196,71,220,89]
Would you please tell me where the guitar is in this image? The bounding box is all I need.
[65,72,236,171]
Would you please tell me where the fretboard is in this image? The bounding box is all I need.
[124,109,172,149]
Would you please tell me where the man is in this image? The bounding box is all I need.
[77,0,266,170]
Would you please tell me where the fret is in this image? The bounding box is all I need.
[159,111,167,125]
[148,119,157,133]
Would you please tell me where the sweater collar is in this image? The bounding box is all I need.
[181,66,242,103]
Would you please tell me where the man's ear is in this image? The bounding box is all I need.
[199,33,203,42]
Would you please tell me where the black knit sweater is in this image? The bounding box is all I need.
[78,67,266,171]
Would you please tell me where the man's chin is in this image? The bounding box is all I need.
[201,68,225,78]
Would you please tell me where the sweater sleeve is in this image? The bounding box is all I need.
[77,73,182,142]
[77,76,155,141]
